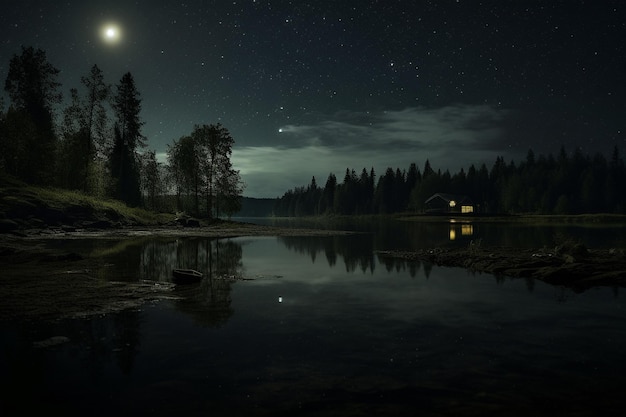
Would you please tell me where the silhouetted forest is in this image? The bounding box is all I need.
[0,46,243,218]
[273,147,626,216]
[3,47,624,218]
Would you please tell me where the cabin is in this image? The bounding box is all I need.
[425,193,475,214]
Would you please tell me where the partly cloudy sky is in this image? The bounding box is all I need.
[2,1,624,197]
[233,104,510,197]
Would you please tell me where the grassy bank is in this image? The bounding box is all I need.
[0,174,172,229]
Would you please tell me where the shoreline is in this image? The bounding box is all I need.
[3,221,626,322]
[2,220,358,239]
[377,245,626,291]
[0,222,356,322]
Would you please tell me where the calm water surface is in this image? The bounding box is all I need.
[1,221,625,416]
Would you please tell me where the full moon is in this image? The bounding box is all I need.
[101,23,122,44]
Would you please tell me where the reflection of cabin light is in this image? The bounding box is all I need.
[461,224,474,236]
[449,228,456,240]
[278,296,283,303]
[449,200,456,208]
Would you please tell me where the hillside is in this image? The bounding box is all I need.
[0,175,173,233]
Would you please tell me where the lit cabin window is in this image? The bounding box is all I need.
[461,205,474,213]
[449,200,456,208]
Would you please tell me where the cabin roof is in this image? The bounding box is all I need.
[425,193,473,205]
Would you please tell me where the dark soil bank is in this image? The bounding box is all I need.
[377,244,626,291]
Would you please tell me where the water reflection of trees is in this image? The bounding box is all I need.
[278,235,441,278]
[279,236,376,273]
[73,238,245,375]
[91,237,243,327]
[151,238,243,327]
[172,277,236,327]
[376,255,432,279]
[48,236,244,379]
[86,236,244,284]
[474,270,537,294]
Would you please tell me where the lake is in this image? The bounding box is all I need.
[1,218,625,416]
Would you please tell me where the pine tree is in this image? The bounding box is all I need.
[3,46,61,184]
[110,72,144,205]
[110,125,142,206]
[320,173,337,214]
[113,72,144,150]
[374,167,395,214]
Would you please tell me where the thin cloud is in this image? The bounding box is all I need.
[234,104,516,197]
[277,104,509,151]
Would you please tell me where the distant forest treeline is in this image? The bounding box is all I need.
[273,147,626,216]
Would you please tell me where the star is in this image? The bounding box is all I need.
[0,1,623,198]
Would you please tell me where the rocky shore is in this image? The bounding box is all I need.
[377,243,626,291]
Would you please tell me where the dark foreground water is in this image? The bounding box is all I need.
[2,225,626,416]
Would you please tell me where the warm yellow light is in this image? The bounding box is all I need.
[449,200,456,208]
[449,228,456,240]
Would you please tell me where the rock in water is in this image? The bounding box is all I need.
[33,336,70,349]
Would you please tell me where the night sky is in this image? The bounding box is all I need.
[1,1,625,197]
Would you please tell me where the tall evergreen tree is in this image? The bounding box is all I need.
[112,72,144,150]
[357,168,374,214]
[422,159,435,179]
[406,163,419,195]
[3,46,61,184]
[374,167,396,214]
[109,125,142,206]
[335,168,358,214]
[4,46,61,125]
[320,173,337,214]
[110,72,144,205]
